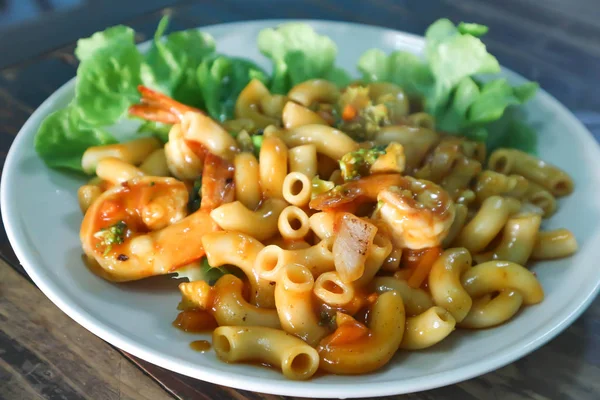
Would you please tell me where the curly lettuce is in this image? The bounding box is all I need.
[74,25,136,62]
[357,18,539,150]
[141,16,215,107]
[35,16,217,172]
[74,41,142,126]
[34,106,117,172]
[357,49,434,97]
[257,23,351,94]
[35,17,543,174]
[196,55,269,121]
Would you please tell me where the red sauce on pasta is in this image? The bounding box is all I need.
[189,340,212,352]
[173,310,218,333]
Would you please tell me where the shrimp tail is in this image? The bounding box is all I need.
[139,85,204,118]
[129,104,180,124]
[152,211,220,272]
[128,85,205,123]
[200,153,236,212]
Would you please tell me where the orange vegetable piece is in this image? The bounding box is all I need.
[407,247,442,288]
[322,312,369,347]
[342,104,357,121]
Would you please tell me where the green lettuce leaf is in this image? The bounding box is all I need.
[35,18,219,173]
[196,55,269,121]
[140,16,183,96]
[163,28,216,108]
[36,23,143,172]
[458,22,489,37]
[513,81,540,102]
[468,79,522,124]
[502,120,537,154]
[34,106,117,172]
[485,107,538,154]
[323,66,352,88]
[425,18,460,57]
[74,25,136,62]
[356,18,539,152]
[257,23,348,93]
[426,19,500,111]
[74,35,142,126]
[357,49,434,96]
[141,16,216,107]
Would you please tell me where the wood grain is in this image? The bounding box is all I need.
[0,259,173,400]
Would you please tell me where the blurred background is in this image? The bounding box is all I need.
[0,0,598,113]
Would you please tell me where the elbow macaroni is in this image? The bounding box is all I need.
[484,214,542,265]
[210,199,288,241]
[428,248,473,323]
[288,79,340,106]
[254,237,336,281]
[314,271,355,307]
[212,275,281,328]
[488,148,574,197]
[283,125,359,161]
[213,326,319,380]
[317,291,405,374]
[95,157,145,185]
[532,229,578,260]
[461,260,544,305]
[282,101,327,129]
[282,172,312,207]
[201,231,275,308]
[400,307,455,350]
[275,264,329,346]
[459,290,523,329]
[78,185,102,214]
[235,79,280,128]
[139,148,170,177]
[278,206,311,240]
[260,136,289,199]
[81,137,161,174]
[77,77,579,381]
[233,152,262,210]
[453,196,521,253]
[288,144,318,178]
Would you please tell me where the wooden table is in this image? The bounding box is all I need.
[1,1,600,399]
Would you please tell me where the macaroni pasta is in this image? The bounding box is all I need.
[77,78,578,380]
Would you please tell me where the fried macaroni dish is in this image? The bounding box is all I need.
[78,79,577,380]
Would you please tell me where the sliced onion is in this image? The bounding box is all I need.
[333,213,378,283]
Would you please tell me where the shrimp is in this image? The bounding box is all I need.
[129,86,208,181]
[200,152,235,212]
[164,124,206,180]
[80,176,218,282]
[309,174,406,211]
[309,173,455,249]
[376,177,455,249]
[309,174,455,249]
[129,85,205,124]
[130,86,239,180]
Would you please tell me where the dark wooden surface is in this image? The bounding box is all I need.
[1,1,600,399]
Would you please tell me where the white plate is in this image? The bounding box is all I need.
[2,19,600,398]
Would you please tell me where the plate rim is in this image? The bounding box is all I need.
[2,18,600,398]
